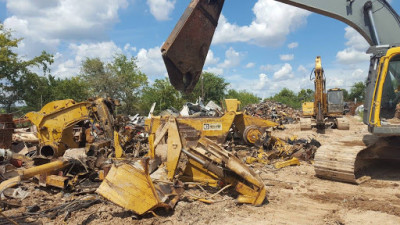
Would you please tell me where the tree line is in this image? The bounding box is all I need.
[268,82,366,109]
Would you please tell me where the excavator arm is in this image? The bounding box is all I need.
[162,0,400,93]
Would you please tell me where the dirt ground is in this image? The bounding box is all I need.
[2,116,400,225]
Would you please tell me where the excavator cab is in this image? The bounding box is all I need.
[327,89,345,115]
[369,46,400,133]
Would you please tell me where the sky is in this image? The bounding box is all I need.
[1,0,400,99]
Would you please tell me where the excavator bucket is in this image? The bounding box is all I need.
[161,0,225,93]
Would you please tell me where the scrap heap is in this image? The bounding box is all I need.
[244,100,301,124]
[0,98,321,224]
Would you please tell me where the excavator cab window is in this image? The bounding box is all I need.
[380,54,400,121]
[327,90,344,114]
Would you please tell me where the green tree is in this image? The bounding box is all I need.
[225,89,260,108]
[80,54,148,115]
[268,88,301,109]
[0,24,53,112]
[349,81,366,103]
[20,74,89,112]
[342,89,350,101]
[185,72,229,103]
[140,78,185,115]
[297,89,314,102]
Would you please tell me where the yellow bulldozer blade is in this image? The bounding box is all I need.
[96,159,182,215]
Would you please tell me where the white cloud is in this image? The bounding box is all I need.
[204,47,243,75]
[280,54,294,61]
[70,42,122,63]
[136,46,167,77]
[124,43,137,52]
[245,62,255,68]
[146,0,176,21]
[288,42,298,49]
[204,67,224,75]
[205,50,220,66]
[255,73,269,90]
[219,47,242,69]
[213,0,310,47]
[260,64,274,72]
[297,65,308,74]
[273,63,294,80]
[3,0,129,57]
[336,26,370,64]
[53,41,125,78]
[336,49,370,65]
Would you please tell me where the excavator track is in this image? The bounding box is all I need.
[314,135,400,184]
[314,144,369,184]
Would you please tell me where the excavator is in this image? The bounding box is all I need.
[300,56,349,131]
[161,0,400,184]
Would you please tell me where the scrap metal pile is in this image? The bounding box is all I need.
[244,100,301,124]
[0,98,320,224]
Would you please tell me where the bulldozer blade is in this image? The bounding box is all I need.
[161,0,225,93]
[96,159,182,215]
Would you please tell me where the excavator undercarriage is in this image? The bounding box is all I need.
[315,135,400,184]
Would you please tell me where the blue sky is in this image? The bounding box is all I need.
[1,0,400,98]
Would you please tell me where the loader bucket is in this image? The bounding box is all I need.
[161,0,225,93]
[96,159,182,215]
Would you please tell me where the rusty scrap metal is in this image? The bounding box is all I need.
[161,0,225,93]
[244,100,301,124]
[0,114,15,149]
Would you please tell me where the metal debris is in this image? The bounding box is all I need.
[244,100,301,124]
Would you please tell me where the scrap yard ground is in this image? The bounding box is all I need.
[3,116,399,225]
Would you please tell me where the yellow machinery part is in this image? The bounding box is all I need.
[274,157,300,169]
[25,98,115,158]
[225,99,241,112]
[166,117,182,180]
[0,160,70,195]
[96,159,181,215]
[302,102,314,117]
[185,137,268,206]
[113,131,124,158]
[26,100,90,157]
[145,99,278,155]
[45,175,69,189]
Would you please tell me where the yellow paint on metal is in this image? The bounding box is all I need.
[369,47,400,127]
[26,100,91,157]
[244,127,262,144]
[302,102,314,117]
[181,159,219,187]
[45,175,68,189]
[0,160,69,195]
[114,131,123,158]
[274,157,300,169]
[96,161,170,215]
[166,118,182,180]
[19,160,69,179]
[225,99,241,112]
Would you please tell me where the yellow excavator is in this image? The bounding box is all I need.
[161,0,400,184]
[300,56,349,131]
